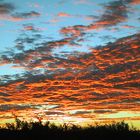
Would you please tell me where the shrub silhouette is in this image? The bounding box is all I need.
[0,118,140,140]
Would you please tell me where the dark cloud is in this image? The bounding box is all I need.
[0,35,80,70]
[23,24,36,31]
[60,25,86,38]
[0,92,11,96]
[0,104,30,111]
[97,0,129,26]
[0,104,62,112]
[59,0,133,43]
[0,2,15,14]
[0,98,11,102]
[100,35,116,42]
[13,24,43,52]
[0,2,40,21]
[33,93,47,98]
[22,24,41,32]
[94,109,116,114]
[45,111,64,116]
[1,32,140,83]
[11,11,40,19]
[71,110,92,115]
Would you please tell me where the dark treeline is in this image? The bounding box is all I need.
[0,118,140,140]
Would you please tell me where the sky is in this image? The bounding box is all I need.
[0,0,140,128]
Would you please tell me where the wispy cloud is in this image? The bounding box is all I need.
[57,12,71,17]
[12,11,40,19]
[0,1,40,22]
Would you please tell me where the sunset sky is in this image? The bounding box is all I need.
[0,0,140,128]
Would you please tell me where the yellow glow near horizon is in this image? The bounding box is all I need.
[0,114,140,130]
[101,111,140,119]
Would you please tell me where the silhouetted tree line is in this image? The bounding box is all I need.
[0,117,140,140]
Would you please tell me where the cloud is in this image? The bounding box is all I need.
[0,33,139,115]
[0,2,16,21]
[45,111,64,116]
[96,0,129,27]
[0,104,30,111]
[0,0,140,122]
[57,12,71,17]
[59,0,132,40]
[0,3,40,22]
[121,25,135,29]
[23,24,41,32]
[0,2,15,14]
[60,25,86,38]
[12,25,43,52]
[24,25,36,31]
[94,109,116,114]
[71,110,92,115]
[84,15,98,21]
[0,92,11,97]
[0,34,80,70]
[11,11,40,19]
[128,0,140,4]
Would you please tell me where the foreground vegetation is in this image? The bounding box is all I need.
[0,118,140,140]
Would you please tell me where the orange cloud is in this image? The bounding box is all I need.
[59,0,131,39]
[130,0,140,4]
[24,25,34,31]
[57,12,71,17]
[121,25,135,29]
[0,33,140,126]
